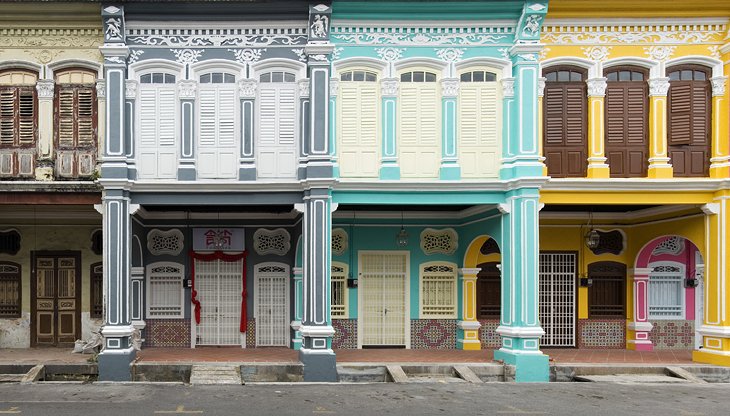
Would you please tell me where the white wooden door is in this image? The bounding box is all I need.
[198,84,237,179]
[359,252,408,347]
[538,252,576,347]
[138,84,177,178]
[255,263,289,346]
[399,76,440,178]
[258,80,297,179]
[194,258,244,346]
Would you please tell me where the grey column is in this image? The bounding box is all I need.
[297,78,310,180]
[177,81,197,180]
[238,79,257,180]
[124,80,137,180]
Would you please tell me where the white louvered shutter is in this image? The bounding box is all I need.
[459,82,499,178]
[339,83,378,177]
[258,83,297,179]
[198,85,238,179]
[138,86,177,179]
[399,83,439,178]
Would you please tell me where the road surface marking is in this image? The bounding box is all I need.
[154,405,203,414]
[313,406,335,414]
[496,405,546,415]
[0,407,21,414]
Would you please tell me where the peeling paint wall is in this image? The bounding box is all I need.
[0,312,31,348]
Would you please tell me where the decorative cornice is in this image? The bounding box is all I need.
[711,76,727,97]
[380,78,399,97]
[126,27,307,48]
[237,79,257,99]
[440,78,459,98]
[331,25,513,46]
[501,78,515,98]
[542,22,726,45]
[648,77,671,97]
[125,80,138,100]
[0,29,102,48]
[586,77,607,97]
[35,80,54,99]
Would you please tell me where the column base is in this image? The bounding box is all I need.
[379,164,400,180]
[587,164,610,178]
[177,166,196,181]
[299,348,338,382]
[98,347,136,381]
[439,164,461,180]
[648,164,673,179]
[627,340,654,351]
[494,348,549,382]
[693,349,730,366]
[238,166,256,181]
[457,321,481,350]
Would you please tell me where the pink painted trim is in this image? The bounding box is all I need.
[686,287,695,320]
[633,342,654,351]
[635,237,671,269]
[636,280,648,322]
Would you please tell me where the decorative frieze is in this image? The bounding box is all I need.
[171,49,203,64]
[126,27,308,48]
[230,48,265,65]
[331,26,512,46]
[644,45,675,62]
[0,29,102,48]
[435,48,465,63]
[582,46,611,62]
[128,50,144,64]
[542,23,726,45]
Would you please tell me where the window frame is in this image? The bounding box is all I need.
[419,261,458,319]
[0,69,38,149]
[648,261,686,320]
[53,68,98,163]
[0,261,21,319]
[145,261,185,319]
[587,261,627,319]
[331,261,349,319]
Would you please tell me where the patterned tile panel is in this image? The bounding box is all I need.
[411,319,457,349]
[332,319,357,349]
[577,319,626,349]
[246,319,256,348]
[650,320,694,349]
[478,319,501,349]
[145,319,191,348]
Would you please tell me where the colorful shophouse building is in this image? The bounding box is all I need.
[0,3,105,351]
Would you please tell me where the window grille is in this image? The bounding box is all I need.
[331,228,348,256]
[539,252,577,347]
[649,262,685,319]
[419,262,457,318]
[146,262,184,319]
[420,228,457,255]
[652,236,685,256]
[253,228,291,256]
[331,262,348,318]
[90,263,103,319]
[0,262,21,318]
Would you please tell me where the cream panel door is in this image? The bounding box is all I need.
[138,86,177,179]
[399,84,439,178]
[459,83,499,178]
[360,252,407,346]
[258,84,297,179]
[339,83,379,177]
[198,87,238,179]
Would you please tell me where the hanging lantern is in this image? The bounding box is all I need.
[396,226,409,247]
[585,229,600,250]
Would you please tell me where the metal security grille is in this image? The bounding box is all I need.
[649,263,684,319]
[331,263,347,318]
[539,252,576,347]
[255,264,289,347]
[420,263,457,318]
[195,259,243,346]
[360,253,407,346]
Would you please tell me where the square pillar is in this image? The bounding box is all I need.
[238,79,257,180]
[124,80,138,180]
[586,77,610,178]
[647,77,672,178]
[457,268,481,350]
[177,81,197,180]
[709,76,729,178]
[439,78,461,180]
[379,78,400,180]
[298,78,310,180]
[291,267,303,350]
[627,268,653,351]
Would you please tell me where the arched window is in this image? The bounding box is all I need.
[419,262,457,318]
[543,66,587,177]
[146,262,184,319]
[399,70,440,178]
[54,68,98,178]
[604,66,649,178]
[338,69,379,178]
[0,70,37,177]
[667,65,711,177]
[459,69,500,178]
[198,71,237,179]
[257,71,297,179]
[138,71,177,179]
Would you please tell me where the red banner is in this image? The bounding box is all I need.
[189,250,248,332]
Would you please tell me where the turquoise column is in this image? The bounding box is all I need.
[292,266,303,350]
[493,188,548,382]
[439,78,460,180]
[330,77,340,178]
[379,78,400,180]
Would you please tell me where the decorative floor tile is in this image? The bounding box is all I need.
[578,319,625,349]
[479,319,501,349]
[332,319,357,349]
[650,320,694,349]
[145,319,191,348]
[411,319,457,349]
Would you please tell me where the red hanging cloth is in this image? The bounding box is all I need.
[189,250,249,332]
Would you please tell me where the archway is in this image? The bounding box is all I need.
[462,235,501,349]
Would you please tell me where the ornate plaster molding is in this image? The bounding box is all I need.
[177,80,197,99]
[648,77,670,97]
[35,80,54,99]
[501,78,515,98]
[711,76,727,97]
[380,78,399,97]
[125,80,138,100]
[440,78,459,98]
[586,77,607,97]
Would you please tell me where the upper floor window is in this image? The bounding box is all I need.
[198,71,238,179]
[401,71,437,83]
[341,70,377,82]
[667,65,711,177]
[55,69,97,178]
[141,73,176,84]
[604,66,649,178]
[0,70,37,149]
[260,72,295,83]
[460,71,497,82]
[200,72,235,84]
[543,66,588,178]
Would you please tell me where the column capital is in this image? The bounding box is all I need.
[237,78,257,99]
[35,79,54,100]
[440,78,460,98]
[125,80,137,100]
[298,78,310,98]
[177,80,197,100]
[459,268,481,277]
[329,77,339,98]
[381,78,399,97]
[629,267,652,278]
[537,77,546,97]
[96,79,106,99]
[648,77,670,97]
[501,77,515,98]
[586,77,607,97]
[702,202,720,215]
[711,76,727,97]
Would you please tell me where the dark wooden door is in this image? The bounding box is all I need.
[476,262,500,319]
[668,65,711,177]
[31,252,81,346]
[588,261,626,318]
[605,67,648,177]
[543,67,587,177]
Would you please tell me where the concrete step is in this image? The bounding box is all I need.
[0,374,24,383]
[189,365,242,385]
[574,374,691,383]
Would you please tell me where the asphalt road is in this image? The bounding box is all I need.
[0,382,728,416]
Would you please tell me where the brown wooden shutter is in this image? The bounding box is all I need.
[0,88,15,147]
[0,86,36,148]
[605,70,648,177]
[17,87,36,146]
[476,262,500,319]
[588,261,626,319]
[668,66,711,177]
[543,76,587,177]
[56,85,97,149]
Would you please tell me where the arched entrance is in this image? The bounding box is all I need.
[634,235,703,351]
[462,235,501,349]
